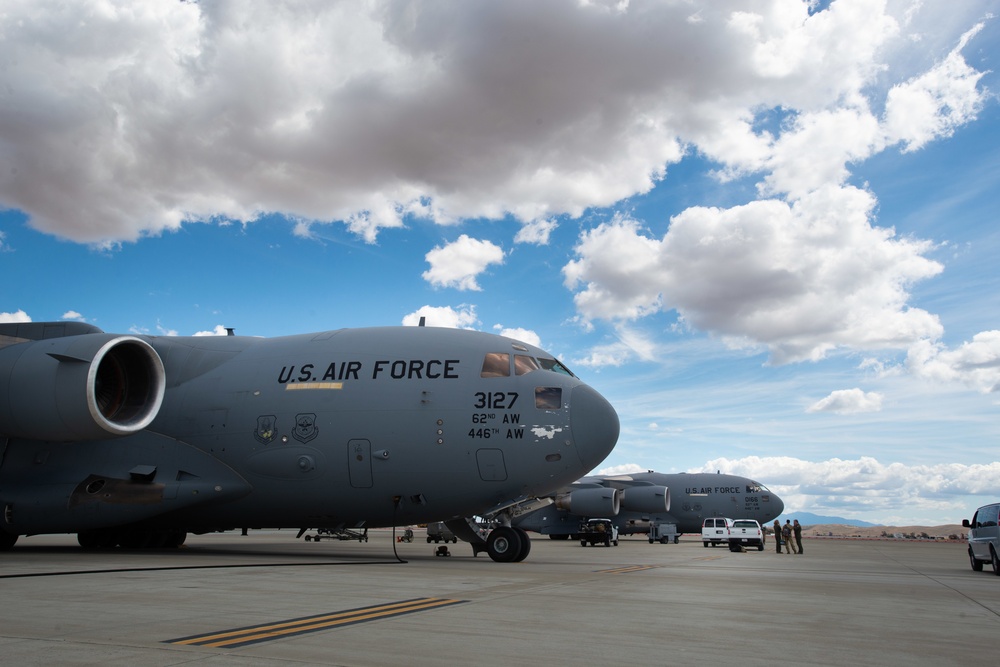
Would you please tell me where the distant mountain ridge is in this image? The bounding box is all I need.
[775,511,881,527]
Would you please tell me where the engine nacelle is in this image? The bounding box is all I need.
[620,485,670,513]
[555,487,621,517]
[0,334,165,442]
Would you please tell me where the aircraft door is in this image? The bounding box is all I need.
[476,448,508,481]
[348,439,373,488]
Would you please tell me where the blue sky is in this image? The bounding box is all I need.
[3,0,1000,525]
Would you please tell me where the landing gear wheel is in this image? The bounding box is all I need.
[162,529,187,548]
[118,528,153,549]
[970,547,984,571]
[486,526,523,563]
[512,527,531,562]
[77,528,118,549]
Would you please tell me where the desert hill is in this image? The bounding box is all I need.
[799,523,965,540]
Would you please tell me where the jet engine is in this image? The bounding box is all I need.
[620,485,670,513]
[554,487,621,516]
[0,334,165,442]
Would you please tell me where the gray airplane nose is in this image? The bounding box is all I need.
[570,384,620,469]
[771,493,785,519]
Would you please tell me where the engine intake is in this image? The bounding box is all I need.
[0,334,165,441]
[555,487,621,517]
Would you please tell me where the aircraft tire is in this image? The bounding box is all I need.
[162,529,187,548]
[486,526,523,563]
[512,527,531,562]
[77,528,118,549]
[118,528,154,549]
[0,529,17,551]
[970,547,984,571]
[991,547,1000,576]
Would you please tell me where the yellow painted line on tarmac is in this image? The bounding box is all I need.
[596,564,664,574]
[166,597,466,648]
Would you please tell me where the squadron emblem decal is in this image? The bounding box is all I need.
[254,415,277,445]
[292,413,319,443]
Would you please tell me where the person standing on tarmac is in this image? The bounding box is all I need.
[774,520,783,554]
[793,519,803,555]
[782,520,796,554]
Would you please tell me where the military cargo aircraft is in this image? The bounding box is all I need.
[0,321,619,562]
[511,471,784,540]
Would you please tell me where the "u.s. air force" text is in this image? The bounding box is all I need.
[278,359,460,383]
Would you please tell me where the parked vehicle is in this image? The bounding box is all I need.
[729,519,765,551]
[578,518,619,547]
[701,517,734,547]
[426,522,458,544]
[648,522,679,544]
[963,503,1000,575]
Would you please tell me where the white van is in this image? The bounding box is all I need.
[701,517,734,547]
[963,503,1000,575]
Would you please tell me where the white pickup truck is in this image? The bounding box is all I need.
[728,519,765,551]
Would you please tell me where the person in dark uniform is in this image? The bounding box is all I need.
[773,519,782,554]
[793,519,803,554]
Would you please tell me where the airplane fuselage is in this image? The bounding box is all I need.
[0,324,619,548]
[512,471,784,536]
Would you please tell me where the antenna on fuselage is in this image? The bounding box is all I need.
[418,317,426,327]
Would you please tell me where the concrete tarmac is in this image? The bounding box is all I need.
[1,530,997,666]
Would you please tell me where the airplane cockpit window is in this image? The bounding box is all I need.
[538,357,575,377]
[514,354,541,376]
[535,387,562,409]
[481,352,511,378]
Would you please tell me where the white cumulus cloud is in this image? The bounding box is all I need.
[700,455,1000,525]
[422,235,505,291]
[403,304,479,329]
[808,388,884,415]
[0,310,32,323]
[564,189,944,364]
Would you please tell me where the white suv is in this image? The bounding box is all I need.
[963,503,1000,575]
